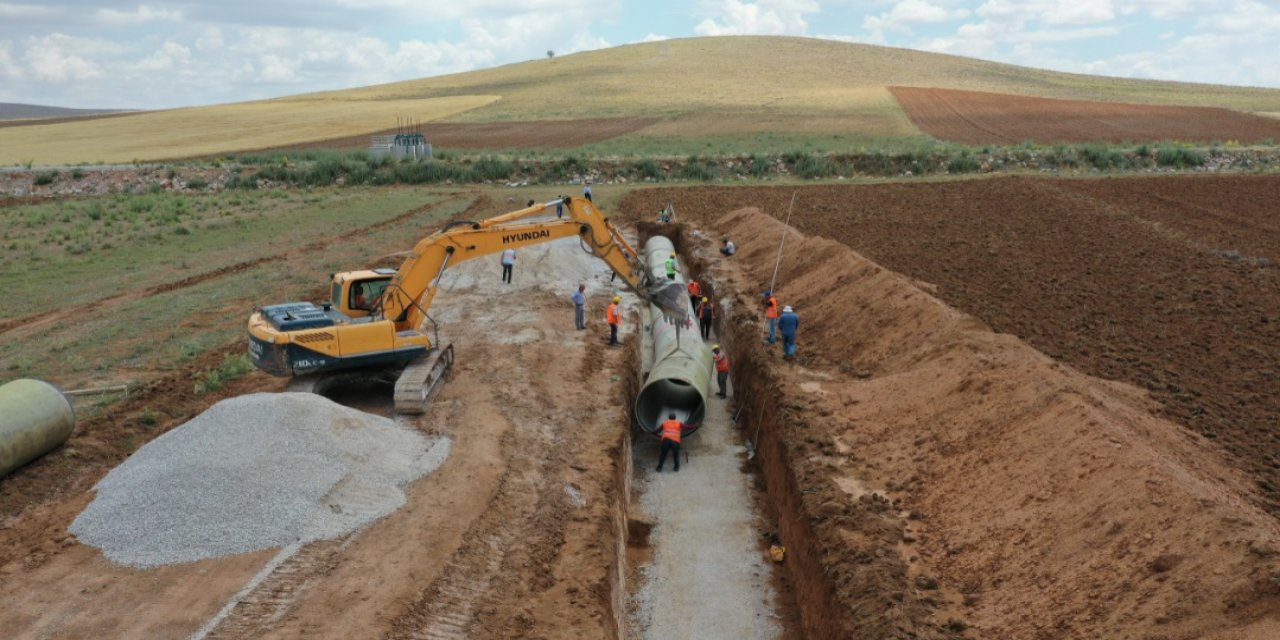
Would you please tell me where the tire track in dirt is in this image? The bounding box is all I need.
[386,336,570,639]
[0,196,465,338]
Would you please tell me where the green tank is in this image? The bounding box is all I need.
[0,379,76,478]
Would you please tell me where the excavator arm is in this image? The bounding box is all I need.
[378,196,685,330]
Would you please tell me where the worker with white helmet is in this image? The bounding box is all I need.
[778,305,800,360]
[606,294,622,346]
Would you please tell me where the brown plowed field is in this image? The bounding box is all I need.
[266,117,656,152]
[620,174,1280,514]
[890,86,1280,144]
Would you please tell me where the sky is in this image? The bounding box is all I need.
[2,1,1279,110]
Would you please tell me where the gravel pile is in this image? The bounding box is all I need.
[70,392,450,568]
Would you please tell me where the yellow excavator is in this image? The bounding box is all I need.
[248,196,685,413]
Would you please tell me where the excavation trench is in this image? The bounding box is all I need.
[619,225,793,639]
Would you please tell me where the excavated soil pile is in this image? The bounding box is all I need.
[890,86,1280,144]
[712,208,1280,639]
[619,175,1280,516]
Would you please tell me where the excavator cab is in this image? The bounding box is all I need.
[331,269,396,319]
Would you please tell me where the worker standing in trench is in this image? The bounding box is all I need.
[779,305,800,360]
[763,290,780,344]
[655,413,685,472]
[712,344,729,398]
[697,296,715,341]
[606,295,621,346]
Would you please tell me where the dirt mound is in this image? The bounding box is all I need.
[712,207,1280,639]
[891,86,1280,144]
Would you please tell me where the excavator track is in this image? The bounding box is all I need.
[394,345,454,415]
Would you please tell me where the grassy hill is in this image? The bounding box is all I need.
[5,36,1280,164]
[0,102,130,121]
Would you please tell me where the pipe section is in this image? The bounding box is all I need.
[634,236,713,436]
[0,378,76,478]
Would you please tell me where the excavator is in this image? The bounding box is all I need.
[247,196,686,413]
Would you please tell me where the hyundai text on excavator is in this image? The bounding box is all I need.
[247,196,686,413]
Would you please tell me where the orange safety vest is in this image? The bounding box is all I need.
[606,303,620,324]
[765,295,779,318]
[660,419,682,443]
[713,351,729,373]
[688,281,701,296]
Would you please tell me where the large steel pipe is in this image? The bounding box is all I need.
[0,379,76,478]
[635,236,713,435]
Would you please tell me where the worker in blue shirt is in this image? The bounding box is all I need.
[778,305,800,360]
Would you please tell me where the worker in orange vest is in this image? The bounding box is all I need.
[697,296,715,340]
[687,279,702,309]
[606,295,621,346]
[656,412,685,472]
[763,290,780,344]
[712,344,729,398]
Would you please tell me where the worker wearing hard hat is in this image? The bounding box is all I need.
[665,253,678,280]
[687,279,702,310]
[606,295,622,346]
[655,412,685,472]
[712,344,730,398]
[779,305,800,360]
[762,291,780,344]
[697,296,715,341]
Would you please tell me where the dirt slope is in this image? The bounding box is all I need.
[711,208,1280,639]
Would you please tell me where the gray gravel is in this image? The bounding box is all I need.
[70,392,450,568]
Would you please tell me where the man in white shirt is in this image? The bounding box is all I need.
[501,248,516,283]
[720,239,736,256]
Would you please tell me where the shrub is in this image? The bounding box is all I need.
[33,172,57,186]
[634,158,662,180]
[946,153,981,174]
[71,168,85,180]
[682,158,715,181]
[185,178,209,191]
[226,174,259,190]
[793,153,837,179]
[471,156,514,181]
[748,155,773,178]
[1156,147,1206,168]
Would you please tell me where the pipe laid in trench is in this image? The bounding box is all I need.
[0,378,76,478]
[634,236,713,436]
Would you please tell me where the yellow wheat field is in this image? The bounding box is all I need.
[0,95,497,165]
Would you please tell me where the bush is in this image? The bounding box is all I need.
[946,153,981,174]
[33,172,57,186]
[748,155,773,178]
[634,158,662,180]
[226,174,259,190]
[792,153,837,179]
[185,178,209,191]
[1080,145,1124,170]
[71,168,85,180]
[471,156,514,181]
[682,158,715,181]
[1156,147,1206,168]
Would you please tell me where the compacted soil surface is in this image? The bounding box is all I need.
[890,87,1280,144]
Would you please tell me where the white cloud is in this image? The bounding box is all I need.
[134,41,192,72]
[93,4,182,27]
[694,0,819,36]
[976,0,1115,26]
[639,33,670,43]
[196,27,224,52]
[864,0,971,36]
[22,34,120,83]
[0,39,23,80]
[0,2,60,20]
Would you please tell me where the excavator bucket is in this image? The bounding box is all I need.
[648,281,690,322]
